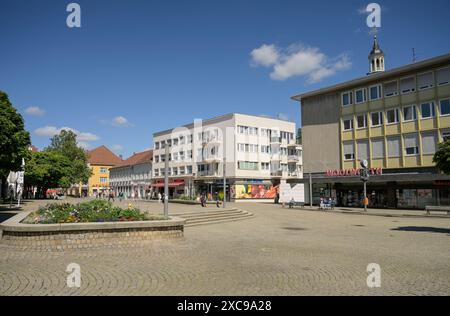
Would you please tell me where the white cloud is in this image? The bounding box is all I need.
[250,44,279,67]
[112,144,124,152]
[111,116,133,127]
[250,43,351,83]
[77,141,91,150]
[25,106,45,116]
[34,126,99,147]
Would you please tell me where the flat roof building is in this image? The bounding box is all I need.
[292,37,450,209]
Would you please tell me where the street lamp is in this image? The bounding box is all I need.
[360,160,369,212]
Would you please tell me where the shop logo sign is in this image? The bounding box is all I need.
[326,168,382,177]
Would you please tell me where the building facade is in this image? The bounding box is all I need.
[86,146,123,197]
[152,113,303,201]
[109,150,153,199]
[292,38,450,209]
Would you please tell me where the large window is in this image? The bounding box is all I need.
[238,161,259,170]
[384,81,398,97]
[403,105,417,121]
[372,139,385,159]
[343,142,355,161]
[437,67,450,86]
[418,72,434,90]
[404,134,419,156]
[343,117,353,131]
[386,109,399,124]
[371,112,383,127]
[342,91,353,106]
[387,137,401,158]
[261,162,270,170]
[357,141,369,161]
[369,85,382,100]
[355,89,367,104]
[356,114,367,128]
[100,177,107,183]
[422,132,437,155]
[400,76,416,94]
[155,142,160,150]
[440,99,450,116]
[420,102,436,119]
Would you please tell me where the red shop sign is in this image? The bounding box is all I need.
[326,168,383,177]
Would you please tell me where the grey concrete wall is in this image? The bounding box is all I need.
[301,93,341,173]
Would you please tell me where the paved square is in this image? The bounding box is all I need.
[0,199,449,295]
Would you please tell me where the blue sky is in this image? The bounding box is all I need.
[1,0,450,158]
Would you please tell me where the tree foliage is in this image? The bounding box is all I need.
[0,91,31,177]
[433,140,450,175]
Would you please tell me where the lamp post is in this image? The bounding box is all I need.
[360,160,369,212]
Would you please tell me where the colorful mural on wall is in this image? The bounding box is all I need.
[234,184,277,199]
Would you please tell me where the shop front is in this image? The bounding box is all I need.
[298,168,450,209]
[151,179,185,198]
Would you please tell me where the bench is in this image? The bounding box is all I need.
[425,206,450,215]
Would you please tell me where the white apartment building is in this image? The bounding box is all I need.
[109,150,153,199]
[152,113,303,201]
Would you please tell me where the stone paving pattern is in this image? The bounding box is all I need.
[0,199,449,295]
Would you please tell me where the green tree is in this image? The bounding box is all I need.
[0,91,31,198]
[25,151,72,197]
[433,140,450,175]
[46,130,92,186]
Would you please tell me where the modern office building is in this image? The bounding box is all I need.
[151,113,303,201]
[292,37,450,209]
[109,149,153,199]
[86,145,123,197]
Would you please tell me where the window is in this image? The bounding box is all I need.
[384,81,398,97]
[355,89,367,104]
[155,156,160,163]
[442,131,450,142]
[437,67,450,86]
[418,72,434,90]
[261,162,270,170]
[238,161,259,170]
[440,99,450,116]
[386,109,399,124]
[372,139,385,159]
[179,136,185,145]
[179,151,185,161]
[155,142,160,150]
[404,134,419,156]
[172,152,178,161]
[173,138,178,146]
[186,165,192,174]
[369,85,382,100]
[187,134,193,143]
[422,132,437,155]
[400,77,416,94]
[356,114,367,129]
[371,112,383,127]
[172,167,178,176]
[100,167,108,173]
[420,102,436,119]
[343,117,353,131]
[387,137,401,158]
[261,145,271,154]
[403,105,417,121]
[154,169,159,177]
[357,141,369,161]
[343,142,355,161]
[100,177,107,183]
[342,91,353,106]
[179,166,185,175]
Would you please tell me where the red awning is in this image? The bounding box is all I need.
[151,181,184,188]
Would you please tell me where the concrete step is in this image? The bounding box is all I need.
[171,208,239,217]
[185,213,255,227]
[174,210,244,219]
[184,211,252,223]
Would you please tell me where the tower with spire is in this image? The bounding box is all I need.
[368,35,385,74]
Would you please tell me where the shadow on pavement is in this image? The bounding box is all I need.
[391,226,450,235]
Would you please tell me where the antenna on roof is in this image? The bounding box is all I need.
[412,48,416,63]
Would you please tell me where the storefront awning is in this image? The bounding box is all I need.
[151,181,185,188]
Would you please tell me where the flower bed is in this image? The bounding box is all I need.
[22,200,167,224]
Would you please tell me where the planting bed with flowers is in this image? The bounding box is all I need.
[22,200,167,224]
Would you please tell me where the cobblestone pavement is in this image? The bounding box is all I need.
[0,199,449,295]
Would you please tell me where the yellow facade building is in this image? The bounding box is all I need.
[87,146,122,197]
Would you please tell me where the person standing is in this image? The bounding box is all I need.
[157,192,162,203]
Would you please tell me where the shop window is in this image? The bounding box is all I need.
[371,112,383,127]
[384,81,398,97]
[343,142,355,161]
[422,132,437,155]
[386,108,399,124]
[371,139,385,159]
[400,76,416,94]
[403,105,417,121]
[418,72,434,90]
[404,134,419,156]
[437,67,450,86]
[420,102,436,119]
[440,99,450,116]
[356,114,367,129]
[387,137,401,158]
